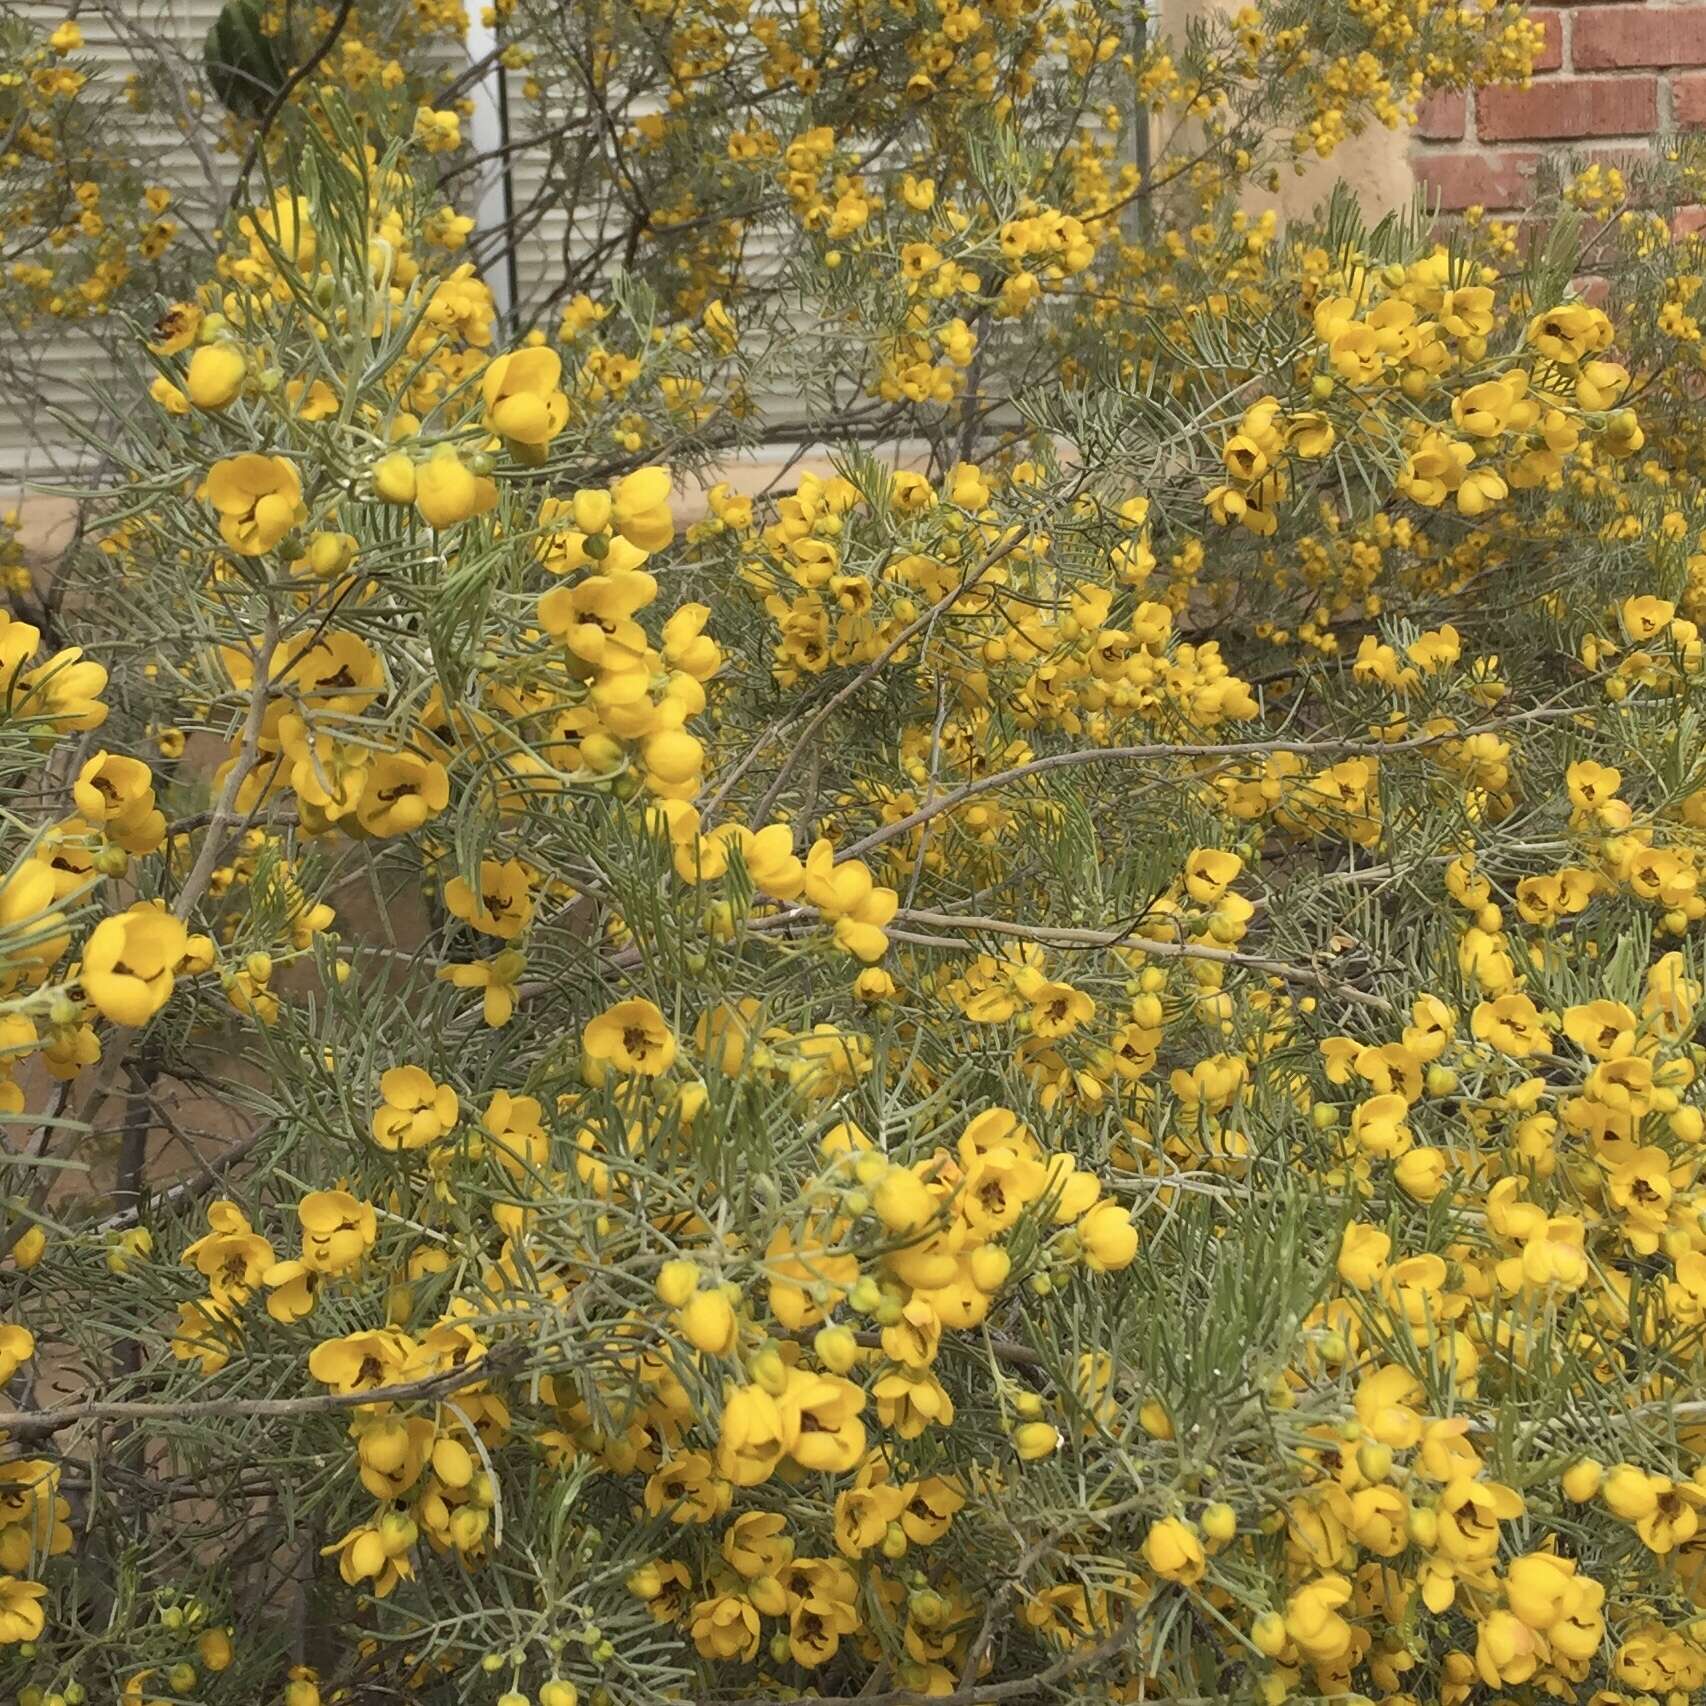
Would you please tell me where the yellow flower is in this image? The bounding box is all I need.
[642,729,705,793]
[1355,1363,1424,1449]
[679,1288,737,1355]
[198,1627,234,1671]
[644,1450,728,1524]
[73,750,164,852]
[297,1189,377,1274]
[148,301,201,354]
[690,1593,760,1660]
[722,1509,794,1578]
[1526,302,1612,363]
[1183,846,1243,903]
[287,376,339,420]
[302,531,357,579]
[1455,465,1507,518]
[1078,1200,1137,1271]
[1347,1097,1410,1163]
[0,855,67,968]
[611,466,675,551]
[372,452,418,504]
[788,1587,858,1667]
[957,1139,1047,1237]
[205,454,305,556]
[282,1668,321,1706]
[872,1366,955,1437]
[443,857,536,940]
[7,1225,44,1270]
[1475,1610,1540,1686]
[481,1089,548,1179]
[370,1065,459,1150]
[1434,1475,1523,1562]
[1336,1222,1390,1288]
[482,347,569,458]
[718,1384,790,1486]
[321,1521,414,1598]
[186,343,245,409]
[170,1297,235,1374]
[413,105,462,151]
[415,447,497,529]
[1283,1573,1354,1663]
[0,1575,47,1644]
[262,1259,319,1323]
[1470,992,1551,1059]
[1143,1516,1206,1584]
[355,750,450,837]
[1027,979,1094,1038]
[778,1369,866,1472]
[583,998,677,1076]
[0,1324,34,1384]
[872,1163,937,1235]
[79,905,189,1025]
[308,1328,415,1397]
[1394,1147,1448,1202]
[1562,998,1636,1060]
[182,1199,275,1303]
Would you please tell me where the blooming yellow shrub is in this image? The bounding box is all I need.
[13,4,1706,1706]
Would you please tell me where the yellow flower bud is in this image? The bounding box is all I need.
[814,1325,859,1372]
[1143,1516,1206,1583]
[1201,1502,1237,1544]
[872,1165,934,1234]
[186,343,245,409]
[306,531,357,578]
[1013,1421,1060,1460]
[679,1289,737,1355]
[1139,1399,1173,1439]
[657,1260,700,1306]
[373,453,417,504]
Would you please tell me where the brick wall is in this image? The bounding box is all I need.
[1413,1,1706,214]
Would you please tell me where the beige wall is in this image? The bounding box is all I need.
[1158,0,1417,224]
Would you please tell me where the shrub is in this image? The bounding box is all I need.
[8,5,1706,1706]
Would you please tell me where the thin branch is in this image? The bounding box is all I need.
[892,909,1398,1011]
[839,705,1592,862]
[95,1120,274,1233]
[173,610,280,921]
[749,526,1028,825]
[227,0,358,214]
[0,1351,512,1437]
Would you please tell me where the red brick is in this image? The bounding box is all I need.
[1680,72,1706,128]
[1531,11,1565,73]
[1415,150,1539,212]
[1477,76,1657,140]
[1415,90,1466,140]
[1673,205,1706,237]
[1574,5,1706,67]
